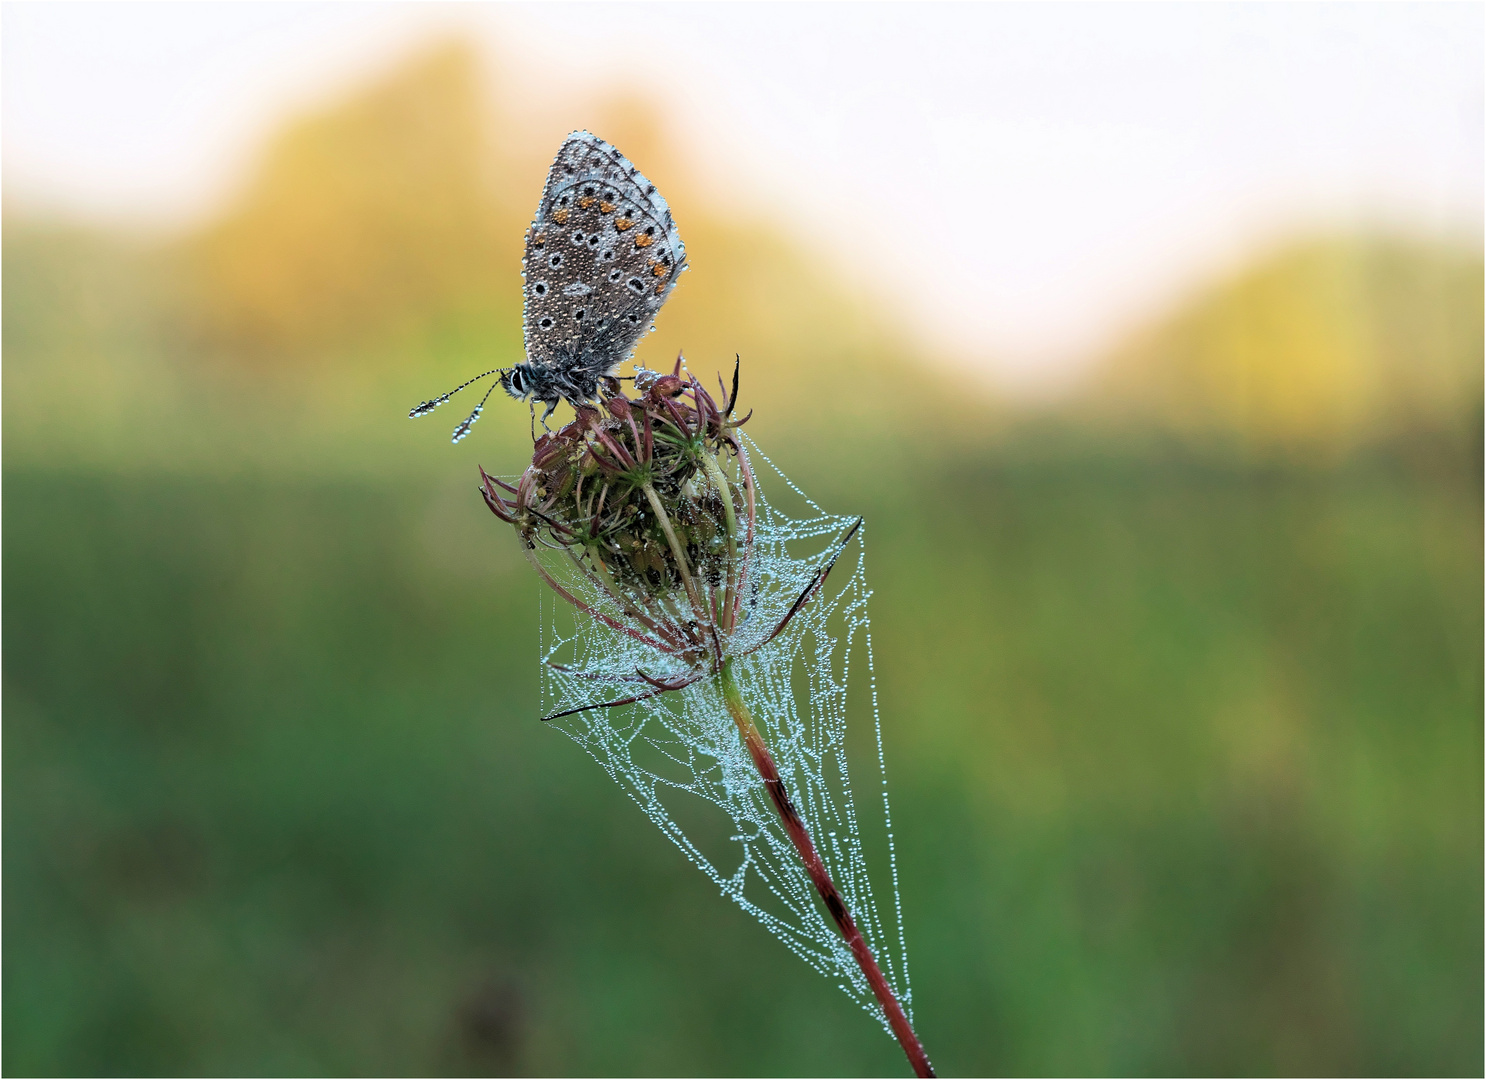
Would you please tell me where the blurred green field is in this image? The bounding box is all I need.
[5,455,1480,1075]
[4,42,1482,1077]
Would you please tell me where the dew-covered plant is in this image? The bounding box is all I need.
[481,359,934,1077]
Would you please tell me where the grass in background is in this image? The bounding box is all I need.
[4,457,1479,1075]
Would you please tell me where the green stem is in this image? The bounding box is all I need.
[642,482,705,626]
[700,452,740,631]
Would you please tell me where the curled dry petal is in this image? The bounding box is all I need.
[479,469,518,523]
[647,375,685,400]
[532,433,567,470]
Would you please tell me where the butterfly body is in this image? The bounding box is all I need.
[410,132,687,439]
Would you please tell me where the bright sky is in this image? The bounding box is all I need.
[4,2,1481,391]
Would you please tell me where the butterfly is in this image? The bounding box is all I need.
[411,131,688,442]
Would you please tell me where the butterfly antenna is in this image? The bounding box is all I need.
[451,381,500,444]
[409,368,504,419]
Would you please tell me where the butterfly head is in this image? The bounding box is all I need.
[501,362,565,423]
[500,364,532,401]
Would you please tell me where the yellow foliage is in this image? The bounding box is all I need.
[1096,237,1483,454]
[190,41,511,359]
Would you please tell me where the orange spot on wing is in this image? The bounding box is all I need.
[615,217,633,231]
[578,195,595,209]
[553,208,569,224]
[635,234,654,248]
[599,201,616,213]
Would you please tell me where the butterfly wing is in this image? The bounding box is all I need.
[521,132,687,399]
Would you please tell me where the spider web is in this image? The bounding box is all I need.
[535,436,914,1033]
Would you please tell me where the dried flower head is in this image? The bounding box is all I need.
[480,356,854,713]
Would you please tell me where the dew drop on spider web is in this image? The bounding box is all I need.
[533,434,916,1032]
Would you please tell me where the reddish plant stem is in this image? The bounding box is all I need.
[720,659,934,1078]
